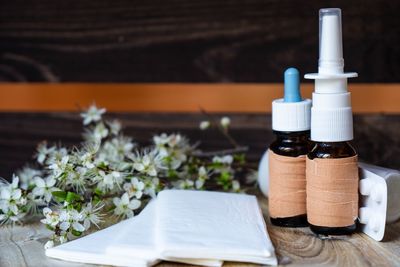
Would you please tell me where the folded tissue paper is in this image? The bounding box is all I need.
[107,200,222,267]
[46,190,277,266]
[45,201,159,267]
[156,190,277,266]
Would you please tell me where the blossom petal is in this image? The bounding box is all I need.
[121,193,129,205]
[126,209,134,218]
[60,221,70,231]
[128,199,141,210]
[72,222,85,232]
[34,177,45,188]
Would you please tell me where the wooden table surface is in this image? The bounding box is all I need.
[0,112,399,267]
[1,194,400,267]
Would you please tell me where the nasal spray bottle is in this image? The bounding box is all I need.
[269,68,311,227]
[305,8,359,235]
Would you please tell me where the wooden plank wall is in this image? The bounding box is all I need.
[0,0,399,82]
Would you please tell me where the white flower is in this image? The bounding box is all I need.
[168,134,186,148]
[199,121,210,130]
[177,179,194,189]
[107,120,122,135]
[81,202,104,230]
[232,180,241,192]
[133,153,158,177]
[144,178,159,198]
[80,152,95,169]
[49,156,70,178]
[153,133,170,148]
[97,170,123,191]
[195,166,209,189]
[0,176,26,222]
[81,105,106,125]
[44,240,54,250]
[195,179,205,189]
[123,177,145,199]
[212,155,233,165]
[198,166,209,180]
[220,117,231,128]
[40,207,60,227]
[59,209,85,232]
[113,193,141,218]
[59,235,68,244]
[93,122,109,141]
[46,147,68,165]
[36,142,56,165]
[32,177,57,203]
[102,136,135,162]
[65,168,87,193]
[17,167,42,190]
[153,133,190,170]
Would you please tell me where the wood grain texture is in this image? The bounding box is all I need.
[0,113,399,180]
[0,112,399,266]
[0,84,399,113]
[1,195,400,267]
[0,0,399,82]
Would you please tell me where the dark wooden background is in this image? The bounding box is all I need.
[0,112,398,180]
[0,0,399,82]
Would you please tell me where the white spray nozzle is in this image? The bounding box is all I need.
[319,8,344,74]
[304,8,357,142]
[305,8,357,83]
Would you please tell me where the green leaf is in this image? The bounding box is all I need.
[234,153,246,164]
[52,191,67,202]
[66,192,82,204]
[46,225,55,231]
[94,188,103,196]
[93,195,100,205]
[71,229,82,237]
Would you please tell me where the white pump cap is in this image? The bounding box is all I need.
[305,8,358,142]
[272,68,311,132]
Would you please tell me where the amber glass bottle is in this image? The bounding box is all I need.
[269,130,310,227]
[307,141,358,235]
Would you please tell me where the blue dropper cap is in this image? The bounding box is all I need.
[284,68,302,102]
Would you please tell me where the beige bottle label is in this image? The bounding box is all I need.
[268,149,307,218]
[306,155,359,227]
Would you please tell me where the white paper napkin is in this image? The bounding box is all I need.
[46,203,159,267]
[156,190,277,266]
[107,200,222,267]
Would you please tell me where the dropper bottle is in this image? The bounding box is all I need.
[269,67,311,227]
[305,8,359,235]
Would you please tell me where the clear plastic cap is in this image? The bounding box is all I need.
[318,8,344,74]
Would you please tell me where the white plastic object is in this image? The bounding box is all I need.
[257,150,269,197]
[358,168,387,241]
[304,8,358,142]
[359,162,400,224]
[272,68,311,132]
[272,99,312,132]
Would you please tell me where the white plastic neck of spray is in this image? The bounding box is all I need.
[305,8,358,142]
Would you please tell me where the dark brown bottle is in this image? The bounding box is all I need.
[307,141,358,235]
[269,130,310,227]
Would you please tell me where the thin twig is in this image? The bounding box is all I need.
[192,146,248,157]
[199,107,241,148]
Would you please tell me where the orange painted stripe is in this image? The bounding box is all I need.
[0,83,398,113]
